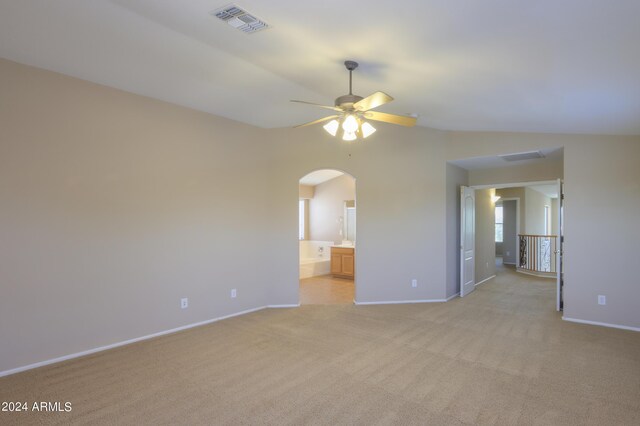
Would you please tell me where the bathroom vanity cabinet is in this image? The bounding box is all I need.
[331,246,354,279]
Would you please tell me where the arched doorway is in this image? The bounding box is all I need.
[298,169,356,304]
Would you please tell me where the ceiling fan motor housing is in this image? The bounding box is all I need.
[336,60,362,109]
[344,60,358,71]
[290,58,417,132]
[335,94,363,109]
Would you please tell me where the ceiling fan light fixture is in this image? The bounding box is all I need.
[342,130,357,141]
[361,121,376,138]
[291,60,417,141]
[342,114,359,133]
[323,119,339,136]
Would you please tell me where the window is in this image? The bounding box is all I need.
[298,199,305,240]
[544,205,550,235]
[495,205,503,242]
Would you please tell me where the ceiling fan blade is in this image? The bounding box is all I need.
[354,91,394,111]
[294,115,341,128]
[290,100,342,112]
[364,111,417,127]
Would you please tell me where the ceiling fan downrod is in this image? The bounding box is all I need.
[289,59,417,136]
[344,60,358,95]
[334,61,363,108]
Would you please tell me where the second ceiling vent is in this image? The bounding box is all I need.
[499,151,545,162]
[211,4,269,34]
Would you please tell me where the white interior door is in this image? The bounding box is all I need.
[556,179,564,311]
[460,186,476,297]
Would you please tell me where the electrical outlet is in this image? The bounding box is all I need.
[486,262,489,269]
[181,298,188,309]
[506,251,510,256]
[231,289,237,298]
[411,279,417,288]
[598,295,606,305]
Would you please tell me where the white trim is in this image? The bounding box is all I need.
[555,178,563,312]
[446,292,460,301]
[354,298,449,305]
[267,304,300,308]
[498,197,520,268]
[516,269,555,279]
[562,317,640,333]
[475,275,496,286]
[0,306,268,378]
[471,180,557,190]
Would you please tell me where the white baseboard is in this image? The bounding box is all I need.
[475,275,496,287]
[446,292,460,301]
[562,317,640,332]
[354,298,448,305]
[516,269,555,279]
[0,305,272,378]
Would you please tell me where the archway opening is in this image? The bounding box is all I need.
[298,169,356,305]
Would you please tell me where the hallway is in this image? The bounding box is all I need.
[474,258,558,316]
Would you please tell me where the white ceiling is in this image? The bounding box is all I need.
[299,170,344,186]
[1,1,639,134]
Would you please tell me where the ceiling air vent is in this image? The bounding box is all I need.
[211,4,269,34]
[499,151,545,162]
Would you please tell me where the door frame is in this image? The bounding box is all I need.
[460,186,476,297]
[298,168,358,304]
[498,197,520,267]
[556,178,564,311]
[468,179,562,310]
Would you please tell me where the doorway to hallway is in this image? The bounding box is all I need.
[460,179,564,311]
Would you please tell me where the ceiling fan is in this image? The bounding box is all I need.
[291,61,417,141]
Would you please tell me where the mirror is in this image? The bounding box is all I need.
[343,200,356,244]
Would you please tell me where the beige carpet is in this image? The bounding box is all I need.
[2,266,640,425]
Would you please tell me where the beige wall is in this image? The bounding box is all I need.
[474,189,497,284]
[524,188,552,234]
[266,124,449,305]
[298,184,314,199]
[468,160,563,186]
[2,58,640,375]
[298,184,313,240]
[300,199,310,240]
[496,187,526,234]
[449,131,640,329]
[308,174,355,244]
[501,200,518,264]
[0,59,274,373]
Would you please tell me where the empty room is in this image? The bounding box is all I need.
[1,1,639,425]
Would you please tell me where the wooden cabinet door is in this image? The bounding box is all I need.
[331,247,355,278]
[331,254,343,274]
[342,255,354,276]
